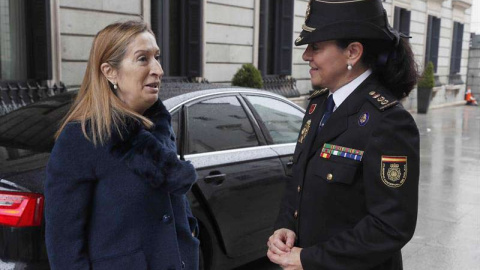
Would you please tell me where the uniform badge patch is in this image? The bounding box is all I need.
[298,119,311,143]
[381,156,408,188]
[309,104,317,114]
[358,112,369,126]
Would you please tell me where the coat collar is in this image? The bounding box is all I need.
[307,75,382,158]
[110,99,197,194]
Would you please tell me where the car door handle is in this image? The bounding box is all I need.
[204,173,226,185]
[287,157,294,168]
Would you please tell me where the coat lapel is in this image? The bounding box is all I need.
[109,99,197,194]
[302,94,329,150]
[308,75,380,159]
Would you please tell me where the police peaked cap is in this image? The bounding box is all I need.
[295,0,404,46]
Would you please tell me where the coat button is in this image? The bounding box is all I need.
[294,210,298,219]
[326,173,333,181]
[297,185,301,193]
[162,214,172,224]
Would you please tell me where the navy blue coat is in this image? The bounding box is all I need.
[45,100,199,270]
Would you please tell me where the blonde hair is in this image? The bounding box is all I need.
[56,20,155,145]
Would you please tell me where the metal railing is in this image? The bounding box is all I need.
[0,75,301,116]
[262,75,300,98]
[0,81,67,116]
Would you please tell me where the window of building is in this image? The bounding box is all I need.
[258,0,294,77]
[151,0,203,78]
[0,0,51,81]
[393,6,411,36]
[450,22,464,75]
[186,96,259,154]
[246,95,303,144]
[425,15,441,72]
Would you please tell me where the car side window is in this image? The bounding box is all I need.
[187,96,259,154]
[246,95,304,144]
[170,111,180,154]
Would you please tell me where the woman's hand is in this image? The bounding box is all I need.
[267,228,296,255]
[267,247,303,270]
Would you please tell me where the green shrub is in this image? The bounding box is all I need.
[231,64,263,89]
[417,62,435,89]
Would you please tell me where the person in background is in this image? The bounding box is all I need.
[45,20,199,270]
[267,0,420,269]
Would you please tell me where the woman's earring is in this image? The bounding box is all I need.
[113,83,118,90]
[347,64,353,71]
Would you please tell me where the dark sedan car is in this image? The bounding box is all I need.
[0,87,304,270]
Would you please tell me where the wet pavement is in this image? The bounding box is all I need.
[235,105,480,270]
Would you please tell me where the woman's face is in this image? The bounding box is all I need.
[115,32,163,114]
[302,40,349,92]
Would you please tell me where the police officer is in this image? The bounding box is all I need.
[267,0,419,269]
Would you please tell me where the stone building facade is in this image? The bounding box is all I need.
[0,0,473,110]
[467,34,480,96]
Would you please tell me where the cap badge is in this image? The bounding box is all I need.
[305,0,313,23]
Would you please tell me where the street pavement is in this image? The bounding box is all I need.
[235,105,480,270]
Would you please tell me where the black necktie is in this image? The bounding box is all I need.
[318,95,335,134]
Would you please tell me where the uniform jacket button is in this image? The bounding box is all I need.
[326,173,333,181]
[294,210,298,219]
[297,185,301,192]
[162,214,172,224]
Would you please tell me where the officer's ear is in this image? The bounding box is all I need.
[344,42,364,67]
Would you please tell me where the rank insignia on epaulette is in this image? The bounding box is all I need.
[308,88,328,100]
[381,156,407,188]
[368,91,398,111]
[298,119,311,143]
[309,104,317,114]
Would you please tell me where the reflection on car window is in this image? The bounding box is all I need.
[171,111,180,153]
[187,96,258,154]
[246,95,303,144]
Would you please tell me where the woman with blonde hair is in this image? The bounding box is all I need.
[45,20,199,270]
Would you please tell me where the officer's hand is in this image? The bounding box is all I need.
[267,228,296,255]
[267,247,303,270]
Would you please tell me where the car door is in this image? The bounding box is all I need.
[182,94,286,258]
[243,94,305,176]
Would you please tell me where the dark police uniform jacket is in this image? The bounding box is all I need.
[45,100,199,270]
[275,75,419,270]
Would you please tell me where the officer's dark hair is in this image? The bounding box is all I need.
[336,38,418,100]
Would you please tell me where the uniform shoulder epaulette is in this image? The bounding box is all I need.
[308,88,329,100]
[367,90,398,111]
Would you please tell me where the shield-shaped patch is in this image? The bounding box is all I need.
[381,156,407,188]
